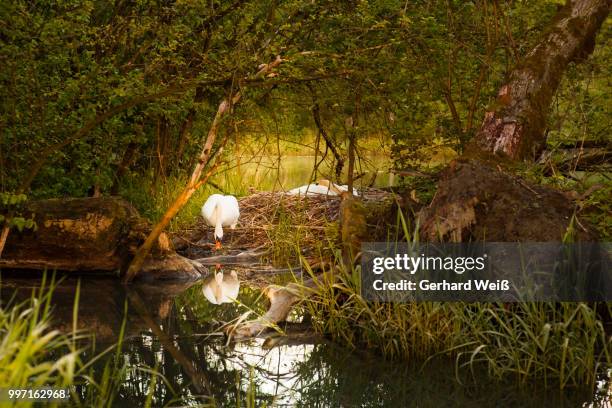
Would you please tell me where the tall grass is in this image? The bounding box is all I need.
[453,302,611,389]
[0,276,81,408]
[300,211,612,390]
[0,275,80,393]
[303,261,611,389]
[119,173,216,231]
[0,276,171,407]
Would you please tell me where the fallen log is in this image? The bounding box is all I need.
[228,271,334,338]
[0,197,204,280]
[539,148,611,172]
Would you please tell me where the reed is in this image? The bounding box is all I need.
[300,211,612,389]
[304,266,611,388]
[0,276,170,407]
[0,275,80,406]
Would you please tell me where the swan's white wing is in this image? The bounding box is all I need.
[221,280,240,303]
[219,195,240,226]
[287,184,337,196]
[287,185,312,195]
[311,185,337,195]
[202,194,224,226]
[333,184,349,192]
[202,283,220,304]
[334,184,360,196]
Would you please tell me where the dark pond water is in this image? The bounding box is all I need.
[0,274,610,407]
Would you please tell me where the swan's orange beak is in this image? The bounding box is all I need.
[214,240,222,250]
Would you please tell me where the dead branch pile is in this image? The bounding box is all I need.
[230,192,341,249]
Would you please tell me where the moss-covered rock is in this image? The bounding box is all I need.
[1,197,203,280]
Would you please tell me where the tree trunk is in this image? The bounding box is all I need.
[421,0,608,242]
[110,141,138,195]
[308,87,344,179]
[346,116,356,195]
[471,0,609,161]
[176,109,195,166]
[0,225,9,258]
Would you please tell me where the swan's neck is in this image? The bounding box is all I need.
[213,204,223,239]
[213,272,224,302]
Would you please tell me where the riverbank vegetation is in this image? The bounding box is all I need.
[303,258,612,389]
[0,277,195,407]
[0,277,79,394]
[1,0,610,399]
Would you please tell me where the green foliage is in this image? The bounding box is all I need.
[582,184,612,240]
[0,192,37,232]
[0,0,609,397]
[3,0,606,200]
[303,262,611,389]
[300,214,611,389]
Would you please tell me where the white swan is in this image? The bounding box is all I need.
[287,179,359,196]
[201,194,240,249]
[202,270,240,305]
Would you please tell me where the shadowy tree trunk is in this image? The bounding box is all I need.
[110,141,139,195]
[421,0,609,242]
[308,85,344,179]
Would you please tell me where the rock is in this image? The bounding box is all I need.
[139,254,206,281]
[0,196,201,280]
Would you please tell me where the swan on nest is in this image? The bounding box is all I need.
[287,179,359,196]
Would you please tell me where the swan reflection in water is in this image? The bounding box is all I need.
[202,268,240,305]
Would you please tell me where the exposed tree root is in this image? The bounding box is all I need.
[418,159,596,242]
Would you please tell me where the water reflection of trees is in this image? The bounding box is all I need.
[1,277,606,407]
[118,281,598,408]
[83,284,276,407]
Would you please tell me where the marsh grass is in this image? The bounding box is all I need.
[299,211,612,390]
[453,302,611,389]
[265,207,303,265]
[73,299,177,408]
[262,199,339,267]
[0,275,172,407]
[119,173,215,231]
[0,275,80,401]
[234,367,266,408]
[303,262,611,389]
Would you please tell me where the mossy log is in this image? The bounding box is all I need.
[0,197,203,280]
